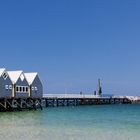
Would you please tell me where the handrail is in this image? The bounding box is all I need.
[43,94,111,99]
[42,94,140,101]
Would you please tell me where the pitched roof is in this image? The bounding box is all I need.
[0,68,6,76]
[7,71,23,83]
[24,73,38,85]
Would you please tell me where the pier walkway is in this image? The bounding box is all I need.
[0,94,137,111]
[42,94,132,107]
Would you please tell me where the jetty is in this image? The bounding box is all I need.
[0,94,139,111]
[42,94,133,107]
[42,79,139,107]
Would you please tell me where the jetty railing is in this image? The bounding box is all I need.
[43,94,111,99]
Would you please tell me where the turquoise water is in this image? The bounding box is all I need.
[0,104,140,140]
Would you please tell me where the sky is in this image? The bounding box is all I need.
[0,0,140,95]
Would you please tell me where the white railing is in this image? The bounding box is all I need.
[43,94,111,99]
[43,94,140,101]
[112,96,126,99]
[125,96,140,101]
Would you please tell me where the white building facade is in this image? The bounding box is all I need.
[0,68,43,98]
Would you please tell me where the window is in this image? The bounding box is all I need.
[2,72,8,80]
[32,87,34,91]
[22,87,25,92]
[35,87,38,91]
[9,85,12,90]
[16,86,29,93]
[20,87,22,92]
[16,86,19,92]
[5,85,9,90]
[16,86,18,92]
[26,87,28,92]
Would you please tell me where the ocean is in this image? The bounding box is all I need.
[0,104,140,140]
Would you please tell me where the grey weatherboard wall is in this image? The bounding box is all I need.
[15,78,29,98]
[30,75,43,98]
[0,75,12,98]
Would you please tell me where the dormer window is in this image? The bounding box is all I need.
[2,72,8,80]
[20,74,24,81]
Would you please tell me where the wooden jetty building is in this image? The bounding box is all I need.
[24,72,43,98]
[0,68,13,98]
[7,71,29,98]
[0,68,43,111]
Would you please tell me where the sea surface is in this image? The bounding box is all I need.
[0,104,140,140]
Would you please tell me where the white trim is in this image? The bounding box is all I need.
[32,87,34,91]
[32,86,38,91]
[2,72,8,80]
[16,86,29,93]
[9,85,12,90]
[5,85,9,90]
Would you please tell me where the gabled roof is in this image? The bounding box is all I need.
[0,68,6,76]
[7,70,23,83]
[24,73,38,85]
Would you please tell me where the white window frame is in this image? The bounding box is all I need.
[16,86,19,92]
[35,87,38,91]
[9,85,12,90]
[32,87,34,91]
[5,85,9,90]
[20,86,23,92]
[26,87,28,92]
[16,86,29,93]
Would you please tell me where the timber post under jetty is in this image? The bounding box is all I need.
[0,98,42,111]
